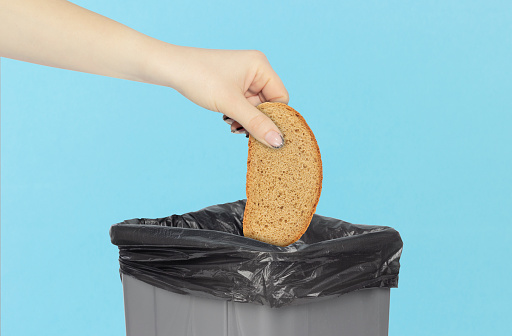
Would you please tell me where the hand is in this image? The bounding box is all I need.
[167,47,289,148]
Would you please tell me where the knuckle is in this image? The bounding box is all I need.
[248,50,267,61]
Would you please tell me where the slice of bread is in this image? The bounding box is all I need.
[243,102,323,246]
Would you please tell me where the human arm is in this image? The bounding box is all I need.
[0,0,288,147]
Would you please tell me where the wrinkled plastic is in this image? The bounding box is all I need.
[110,200,402,308]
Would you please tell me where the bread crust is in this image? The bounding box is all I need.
[243,102,323,246]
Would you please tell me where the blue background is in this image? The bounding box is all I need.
[2,0,511,335]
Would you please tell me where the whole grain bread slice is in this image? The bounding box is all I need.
[243,102,322,246]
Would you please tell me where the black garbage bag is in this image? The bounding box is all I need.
[110,200,402,308]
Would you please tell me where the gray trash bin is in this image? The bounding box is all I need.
[110,200,402,336]
[122,274,391,336]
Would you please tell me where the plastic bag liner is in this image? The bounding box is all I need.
[110,200,402,308]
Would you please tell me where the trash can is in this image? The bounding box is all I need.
[110,200,403,336]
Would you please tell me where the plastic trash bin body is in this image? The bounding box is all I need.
[122,274,391,336]
[111,200,402,336]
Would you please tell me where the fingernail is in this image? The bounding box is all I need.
[232,126,246,134]
[265,131,284,148]
[223,115,234,125]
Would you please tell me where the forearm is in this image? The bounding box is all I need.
[0,0,176,85]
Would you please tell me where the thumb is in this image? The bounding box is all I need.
[224,97,284,149]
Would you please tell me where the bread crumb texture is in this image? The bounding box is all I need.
[243,102,323,246]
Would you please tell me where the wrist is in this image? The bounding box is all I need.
[137,39,189,89]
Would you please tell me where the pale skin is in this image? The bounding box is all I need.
[0,0,289,148]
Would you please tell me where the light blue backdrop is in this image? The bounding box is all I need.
[2,1,511,335]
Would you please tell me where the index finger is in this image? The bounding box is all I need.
[245,61,289,105]
[260,66,290,104]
